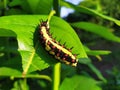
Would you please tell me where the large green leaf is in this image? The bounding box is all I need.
[0,15,87,74]
[0,15,49,74]
[59,75,102,90]
[60,1,120,26]
[71,22,120,43]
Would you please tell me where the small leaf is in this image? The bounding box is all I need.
[84,45,111,56]
[86,50,111,56]
[60,75,102,90]
[71,22,120,43]
[87,50,111,61]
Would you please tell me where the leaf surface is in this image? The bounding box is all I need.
[0,15,87,74]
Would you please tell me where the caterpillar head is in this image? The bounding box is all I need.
[40,19,48,27]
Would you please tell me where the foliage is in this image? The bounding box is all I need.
[0,0,120,90]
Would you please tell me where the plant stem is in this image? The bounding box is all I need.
[48,10,56,24]
[3,0,7,9]
[53,62,61,90]
[53,0,60,17]
[5,37,10,60]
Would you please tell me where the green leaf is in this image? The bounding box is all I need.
[78,45,106,82]
[84,45,111,56]
[0,15,50,74]
[9,0,21,6]
[60,75,102,90]
[25,0,53,14]
[78,58,106,82]
[71,22,120,43]
[86,50,111,61]
[9,0,53,14]
[87,50,111,56]
[11,79,29,90]
[0,15,87,74]
[0,67,51,81]
[78,58,91,65]
[0,28,16,37]
[87,63,106,82]
[5,8,26,15]
[60,1,120,26]
[0,67,22,76]
[0,15,48,74]
[50,16,88,59]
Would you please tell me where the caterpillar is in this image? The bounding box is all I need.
[39,20,78,66]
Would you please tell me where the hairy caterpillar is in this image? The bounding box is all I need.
[39,20,78,66]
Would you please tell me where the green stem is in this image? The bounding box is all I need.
[48,10,56,24]
[23,78,27,90]
[3,0,7,9]
[5,37,10,60]
[53,0,60,16]
[11,74,52,82]
[53,62,61,90]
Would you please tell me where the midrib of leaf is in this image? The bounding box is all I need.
[22,41,39,77]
